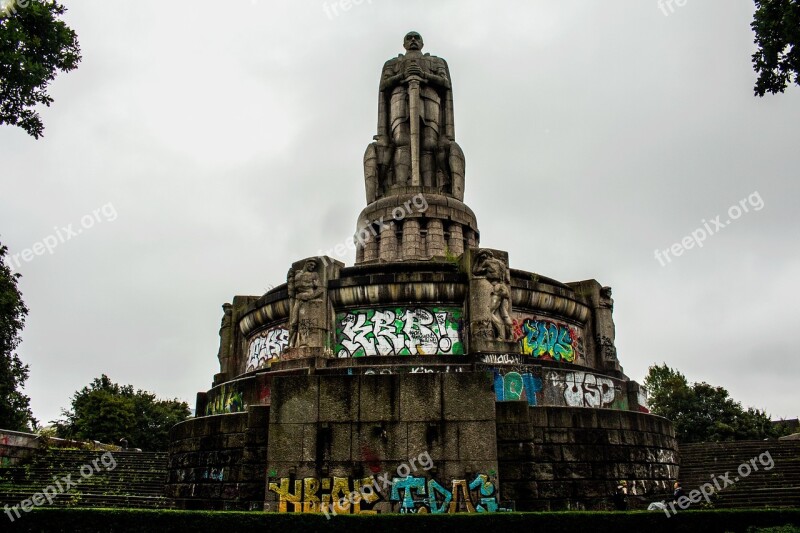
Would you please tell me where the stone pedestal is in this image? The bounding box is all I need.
[353,192,478,264]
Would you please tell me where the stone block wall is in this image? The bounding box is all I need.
[166,406,269,510]
[497,404,678,511]
[0,430,39,467]
[265,372,503,514]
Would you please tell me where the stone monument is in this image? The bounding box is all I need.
[166,32,677,513]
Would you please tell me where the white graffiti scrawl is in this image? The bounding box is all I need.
[336,307,464,357]
[246,326,289,372]
[549,371,620,409]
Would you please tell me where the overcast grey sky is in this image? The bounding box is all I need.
[1,0,798,425]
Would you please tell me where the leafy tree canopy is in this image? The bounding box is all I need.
[752,0,800,96]
[0,0,81,138]
[0,239,36,431]
[55,374,190,451]
[644,363,790,443]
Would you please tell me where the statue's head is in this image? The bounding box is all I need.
[222,303,233,315]
[305,260,317,272]
[476,249,494,261]
[403,31,424,52]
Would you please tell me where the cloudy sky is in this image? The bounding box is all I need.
[1,0,798,425]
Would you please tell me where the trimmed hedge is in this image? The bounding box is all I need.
[6,508,800,533]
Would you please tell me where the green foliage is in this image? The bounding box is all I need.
[11,508,800,533]
[0,0,81,138]
[443,245,460,266]
[0,239,36,431]
[643,364,790,443]
[54,374,190,451]
[751,0,800,96]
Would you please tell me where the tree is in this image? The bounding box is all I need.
[751,0,800,96]
[0,239,36,431]
[0,0,81,138]
[644,363,789,443]
[55,375,190,451]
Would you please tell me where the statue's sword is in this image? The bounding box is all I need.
[407,74,423,187]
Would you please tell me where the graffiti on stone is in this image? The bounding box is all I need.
[205,384,246,415]
[513,317,584,362]
[0,435,8,467]
[267,473,504,514]
[202,467,225,482]
[257,376,272,405]
[409,366,464,374]
[246,325,289,372]
[348,366,466,376]
[361,368,395,375]
[478,353,524,365]
[492,369,543,406]
[336,307,464,357]
[546,370,625,409]
[637,386,650,413]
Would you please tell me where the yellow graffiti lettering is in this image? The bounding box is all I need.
[331,476,351,514]
[353,477,379,514]
[303,477,320,513]
[448,479,476,513]
[268,478,302,513]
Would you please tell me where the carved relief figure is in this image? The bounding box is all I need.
[597,286,617,365]
[216,303,233,373]
[472,250,514,341]
[287,259,325,347]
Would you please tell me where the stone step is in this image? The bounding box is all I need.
[677,440,800,510]
[0,448,171,509]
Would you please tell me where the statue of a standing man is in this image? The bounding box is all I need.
[371,31,464,193]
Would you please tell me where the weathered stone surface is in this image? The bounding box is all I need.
[269,376,318,424]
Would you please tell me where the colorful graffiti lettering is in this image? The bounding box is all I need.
[205,385,246,415]
[493,370,543,406]
[548,370,622,409]
[515,318,582,362]
[246,326,289,372]
[269,476,379,514]
[336,308,464,357]
[202,467,225,482]
[267,473,505,514]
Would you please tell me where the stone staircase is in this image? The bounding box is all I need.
[0,448,173,509]
[679,440,800,509]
